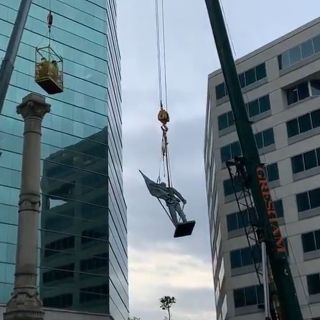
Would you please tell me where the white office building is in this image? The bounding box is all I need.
[204,18,320,320]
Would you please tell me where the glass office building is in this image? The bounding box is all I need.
[0,1,128,320]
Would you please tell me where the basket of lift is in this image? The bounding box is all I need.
[35,46,63,94]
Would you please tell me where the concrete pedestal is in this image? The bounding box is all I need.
[4,93,50,320]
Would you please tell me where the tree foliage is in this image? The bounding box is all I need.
[160,296,176,320]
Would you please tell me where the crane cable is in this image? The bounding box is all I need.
[155,0,172,187]
[47,0,53,46]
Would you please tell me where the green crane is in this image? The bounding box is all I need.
[204,0,303,319]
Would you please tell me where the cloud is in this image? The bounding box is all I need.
[128,245,215,320]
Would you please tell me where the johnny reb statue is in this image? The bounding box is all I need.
[140,171,195,238]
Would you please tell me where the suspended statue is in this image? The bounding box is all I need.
[140,0,195,238]
[140,171,195,238]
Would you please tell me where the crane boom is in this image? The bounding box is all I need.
[0,0,32,114]
[204,0,303,318]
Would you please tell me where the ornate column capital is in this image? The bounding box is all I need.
[17,93,50,119]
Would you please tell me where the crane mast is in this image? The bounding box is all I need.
[204,0,303,319]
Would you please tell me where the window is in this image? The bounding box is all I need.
[301,39,314,59]
[227,211,249,232]
[286,80,320,105]
[80,256,108,272]
[311,80,320,96]
[44,236,75,257]
[226,208,257,232]
[42,264,75,283]
[254,128,275,149]
[296,187,320,212]
[216,82,227,100]
[218,111,234,131]
[234,285,264,308]
[80,285,107,303]
[230,245,261,269]
[218,95,271,133]
[220,141,241,163]
[273,199,284,218]
[246,95,271,118]
[286,81,309,105]
[307,273,320,295]
[256,63,267,80]
[266,163,279,182]
[215,63,267,100]
[291,148,320,174]
[302,230,320,253]
[223,177,242,197]
[286,110,320,138]
[43,294,73,308]
[278,34,320,70]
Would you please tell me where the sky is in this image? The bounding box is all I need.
[117,1,320,320]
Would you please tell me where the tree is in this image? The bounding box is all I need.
[160,296,176,320]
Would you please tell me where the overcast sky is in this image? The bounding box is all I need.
[117,1,320,319]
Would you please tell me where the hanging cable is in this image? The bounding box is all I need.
[47,10,53,46]
[155,0,163,106]
[154,0,173,188]
[161,0,168,108]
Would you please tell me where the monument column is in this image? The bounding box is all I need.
[4,93,50,320]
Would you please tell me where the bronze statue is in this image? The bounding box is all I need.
[140,171,195,237]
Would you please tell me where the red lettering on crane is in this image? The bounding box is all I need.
[256,165,286,254]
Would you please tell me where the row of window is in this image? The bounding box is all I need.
[226,186,320,228]
[234,285,263,308]
[278,34,320,70]
[223,163,279,197]
[229,228,320,275]
[296,187,320,213]
[226,185,320,221]
[42,285,107,308]
[220,128,275,163]
[44,236,75,257]
[287,109,320,138]
[230,245,261,269]
[79,284,107,303]
[220,108,320,164]
[80,256,108,272]
[234,273,320,310]
[43,293,73,308]
[215,63,267,100]
[225,149,320,198]
[286,80,320,105]
[42,263,75,283]
[291,147,320,174]
[218,95,271,132]
[227,200,283,232]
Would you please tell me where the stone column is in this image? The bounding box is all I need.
[4,93,50,320]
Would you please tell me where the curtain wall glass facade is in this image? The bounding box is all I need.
[0,1,127,320]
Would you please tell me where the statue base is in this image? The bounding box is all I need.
[174,221,196,238]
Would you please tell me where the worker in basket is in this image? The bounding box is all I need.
[38,57,59,82]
